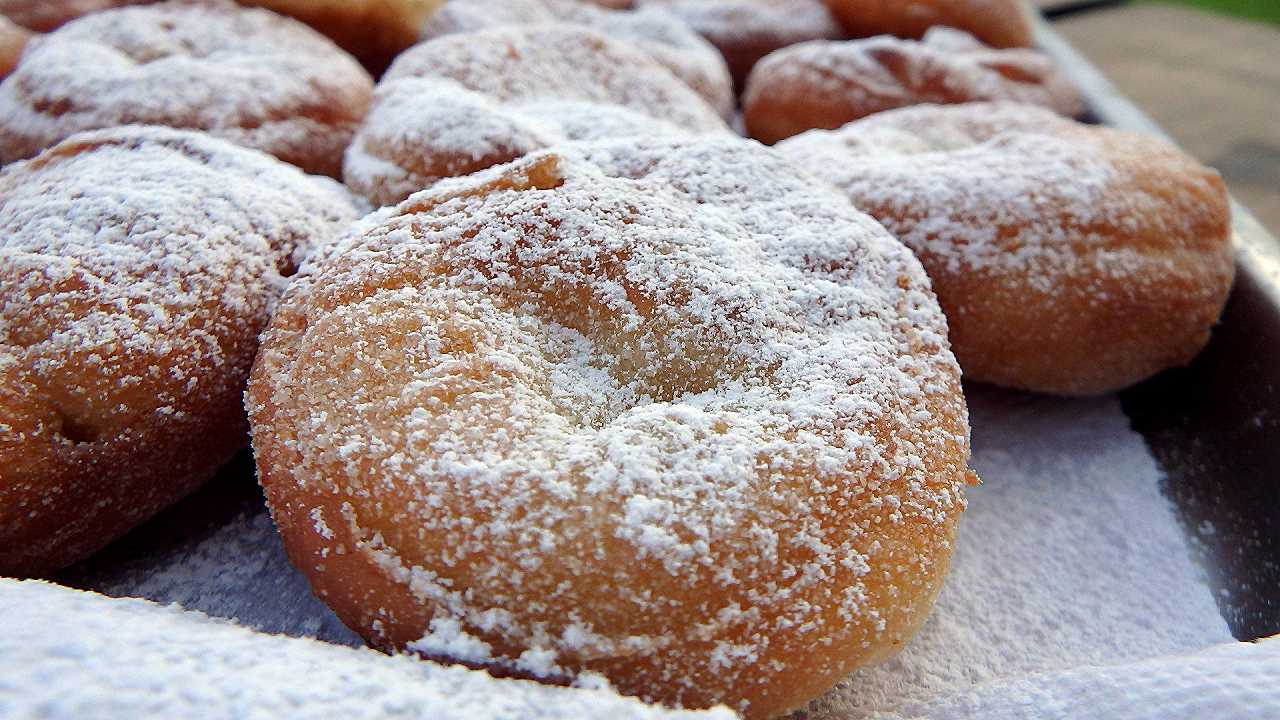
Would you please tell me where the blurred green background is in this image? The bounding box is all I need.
[1147,0,1280,24]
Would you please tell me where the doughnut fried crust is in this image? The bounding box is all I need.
[250,137,974,719]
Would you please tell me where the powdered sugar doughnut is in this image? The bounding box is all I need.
[0,126,358,577]
[236,0,445,73]
[824,0,1033,49]
[777,102,1235,395]
[0,15,31,80]
[422,0,733,119]
[0,0,149,32]
[744,27,1083,144]
[636,0,844,87]
[0,0,374,176]
[249,137,974,719]
[344,25,729,207]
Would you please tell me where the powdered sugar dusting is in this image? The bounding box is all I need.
[850,638,1280,719]
[0,579,737,719]
[422,0,734,118]
[776,102,1163,294]
[253,137,972,715]
[0,0,373,175]
[345,24,729,206]
[777,101,1233,395]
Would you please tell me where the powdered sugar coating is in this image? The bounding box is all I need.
[0,0,374,175]
[251,137,973,718]
[636,0,844,86]
[344,24,729,206]
[777,102,1234,394]
[422,0,734,119]
[0,579,737,720]
[744,27,1084,144]
[0,125,359,576]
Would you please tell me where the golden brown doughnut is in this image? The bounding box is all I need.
[421,0,734,119]
[636,0,844,88]
[0,0,150,32]
[0,0,374,176]
[235,0,444,74]
[823,0,1033,48]
[248,137,975,718]
[0,15,31,80]
[744,27,1083,144]
[344,24,729,207]
[777,102,1235,396]
[0,126,359,578]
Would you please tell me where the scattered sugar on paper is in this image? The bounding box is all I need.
[800,387,1230,719]
[0,579,735,720]
[865,638,1280,720]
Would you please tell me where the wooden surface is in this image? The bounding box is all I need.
[1052,4,1280,234]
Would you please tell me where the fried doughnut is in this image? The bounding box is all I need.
[235,0,445,73]
[0,126,359,578]
[0,0,374,176]
[248,137,975,718]
[744,27,1083,144]
[636,0,844,87]
[777,102,1235,396]
[0,0,149,32]
[344,25,729,207]
[421,0,733,119]
[823,0,1033,49]
[0,15,31,80]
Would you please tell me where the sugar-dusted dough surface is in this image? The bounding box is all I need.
[256,137,973,718]
[777,102,1234,395]
[0,126,359,577]
[0,0,374,175]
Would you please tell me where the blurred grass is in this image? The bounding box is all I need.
[1142,0,1280,24]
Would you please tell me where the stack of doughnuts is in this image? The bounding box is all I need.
[0,0,1239,718]
[744,27,1083,144]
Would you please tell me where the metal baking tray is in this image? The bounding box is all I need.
[50,5,1280,685]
